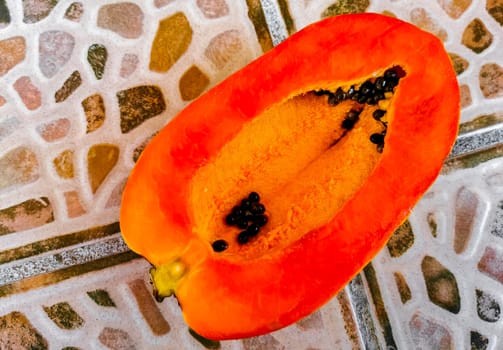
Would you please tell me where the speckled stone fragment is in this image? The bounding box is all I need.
[422,256,461,313]
[460,85,472,109]
[0,147,39,191]
[478,246,503,284]
[0,197,54,235]
[205,30,243,69]
[150,12,193,72]
[133,133,156,162]
[0,36,26,76]
[462,18,493,53]
[120,53,139,78]
[197,0,229,18]
[82,94,105,133]
[0,117,20,142]
[296,310,323,331]
[471,331,489,350]
[410,8,448,41]
[179,65,210,101]
[98,327,136,349]
[189,329,221,349]
[87,44,107,80]
[154,0,175,7]
[37,118,70,142]
[479,63,503,98]
[87,289,116,307]
[0,312,48,349]
[43,302,84,330]
[23,0,59,23]
[437,0,471,18]
[64,191,86,217]
[117,85,166,133]
[448,52,469,75]
[476,289,500,322]
[394,272,412,303]
[97,2,144,39]
[106,178,127,208]
[55,70,81,102]
[486,0,503,25]
[0,0,10,28]
[409,313,453,349]
[454,187,479,253]
[242,334,284,349]
[0,95,5,106]
[13,76,41,110]
[88,144,119,193]
[387,220,414,257]
[322,0,370,16]
[39,31,75,78]
[64,2,83,22]
[128,279,170,335]
[53,150,74,179]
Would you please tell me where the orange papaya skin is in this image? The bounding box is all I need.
[120,13,459,339]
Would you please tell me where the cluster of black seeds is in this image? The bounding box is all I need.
[314,66,405,152]
[211,191,268,252]
[314,67,404,107]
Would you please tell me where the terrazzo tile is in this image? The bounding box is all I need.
[409,313,453,349]
[475,289,500,322]
[0,117,20,142]
[205,30,244,69]
[117,85,166,133]
[478,246,503,284]
[321,0,370,17]
[462,18,493,53]
[22,0,58,24]
[64,191,86,218]
[37,118,71,142]
[87,44,107,80]
[0,147,39,191]
[55,70,81,102]
[454,187,479,253]
[197,0,230,18]
[53,150,74,179]
[438,0,471,19]
[64,2,83,22]
[179,65,210,101]
[0,312,48,349]
[486,0,503,25]
[128,279,170,336]
[245,0,274,52]
[410,8,448,41]
[87,144,119,193]
[448,52,469,75]
[39,31,75,79]
[82,94,105,133]
[422,256,461,313]
[120,53,139,78]
[394,272,412,303]
[13,76,42,110]
[0,0,10,28]
[149,12,193,72]
[479,63,503,98]
[0,36,26,76]
[43,302,84,330]
[97,2,144,39]
[386,220,414,257]
[87,289,116,307]
[98,327,137,350]
[105,178,127,208]
[0,197,54,235]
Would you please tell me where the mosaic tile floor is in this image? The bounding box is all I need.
[0,0,502,348]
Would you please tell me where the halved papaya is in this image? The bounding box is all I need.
[120,13,459,340]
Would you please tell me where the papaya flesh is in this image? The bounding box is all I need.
[120,13,459,340]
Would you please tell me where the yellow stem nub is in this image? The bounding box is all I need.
[150,259,187,298]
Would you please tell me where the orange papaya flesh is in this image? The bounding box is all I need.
[120,13,459,340]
